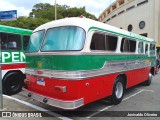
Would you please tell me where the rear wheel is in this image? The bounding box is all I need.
[3,72,24,95]
[111,77,125,105]
[143,72,152,86]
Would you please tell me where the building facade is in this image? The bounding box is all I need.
[98,0,160,45]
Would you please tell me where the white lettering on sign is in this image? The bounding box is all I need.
[12,52,19,62]
[1,52,25,63]
[2,52,11,63]
[20,52,25,62]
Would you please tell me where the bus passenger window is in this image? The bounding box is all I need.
[150,44,156,56]
[23,36,30,51]
[105,35,118,51]
[145,44,149,54]
[121,38,136,53]
[138,42,144,54]
[91,33,105,50]
[129,40,136,52]
[1,33,8,50]
[1,33,21,50]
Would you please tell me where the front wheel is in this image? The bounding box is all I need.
[111,77,125,105]
[3,72,24,95]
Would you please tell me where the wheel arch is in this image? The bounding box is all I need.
[150,67,155,76]
[3,70,25,80]
[115,73,128,89]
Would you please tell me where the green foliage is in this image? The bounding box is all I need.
[0,17,49,30]
[0,3,97,30]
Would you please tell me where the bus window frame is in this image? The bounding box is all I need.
[22,35,31,51]
[120,37,137,54]
[145,42,149,55]
[149,43,156,56]
[40,26,86,52]
[138,41,144,54]
[90,31,119,53]
[27,29,45,53]
[0,32,22,51]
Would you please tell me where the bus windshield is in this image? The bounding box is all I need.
[27,30,44,52]
[41,26,85,51]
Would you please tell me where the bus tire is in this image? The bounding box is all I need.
[111,77,125,105]
[143,72,152,86]
[2,72,23,95]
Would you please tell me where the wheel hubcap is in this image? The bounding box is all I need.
[149,73,152,81]
[115,82,123,99]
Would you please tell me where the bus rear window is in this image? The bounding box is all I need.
[41,26,85,51]
[1,33,21,50]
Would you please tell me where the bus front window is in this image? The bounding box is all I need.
[41,26,85,51]
[27,30,44,52]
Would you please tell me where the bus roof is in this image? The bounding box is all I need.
[0,25,32,35]
[34,17,155,43]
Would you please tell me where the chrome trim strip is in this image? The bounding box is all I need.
[21,88,84,110]
[25,60,153,80]
[26,52,148,56]
[0,62,26,65]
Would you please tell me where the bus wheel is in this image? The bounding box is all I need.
[111,77,125,105]
[3,72,23,95]
[143,72,152,86]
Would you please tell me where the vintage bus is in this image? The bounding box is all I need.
[22,18,156,110]
[0,25,32,95]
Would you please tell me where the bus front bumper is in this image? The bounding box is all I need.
[21,88,84,110]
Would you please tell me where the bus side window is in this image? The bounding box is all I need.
[145,43,149,54]
[121,38,136,53]
[0,33,8,50]
[150,44,156,56]
[8,34,21,50]
[105,35,118,51]
[138,42,144,54]
[90,33,105,50]
[23,36,30,51]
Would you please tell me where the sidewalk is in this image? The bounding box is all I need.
[0,95,59,120]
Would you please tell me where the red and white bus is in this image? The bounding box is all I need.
[22,18,156,109]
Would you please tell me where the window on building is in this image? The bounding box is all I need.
[128,24,133,32]
[121,38,136,53]
[1,33,21,50]
[90,33,118,51]
[137,0,148,6]
[140,33,147,37]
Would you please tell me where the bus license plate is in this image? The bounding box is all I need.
[37,79,45,86]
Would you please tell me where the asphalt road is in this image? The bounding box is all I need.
[8,71,160,120]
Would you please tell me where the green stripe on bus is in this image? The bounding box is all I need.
[26,55,155,71]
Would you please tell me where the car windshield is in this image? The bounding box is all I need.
[27,30,44,52]
[41,26,85,51]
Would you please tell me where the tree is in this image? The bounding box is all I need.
[0,17,49,30]
[29,3,97,20]
[0,3,97,29]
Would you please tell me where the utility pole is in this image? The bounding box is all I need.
[55,0,57,20]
